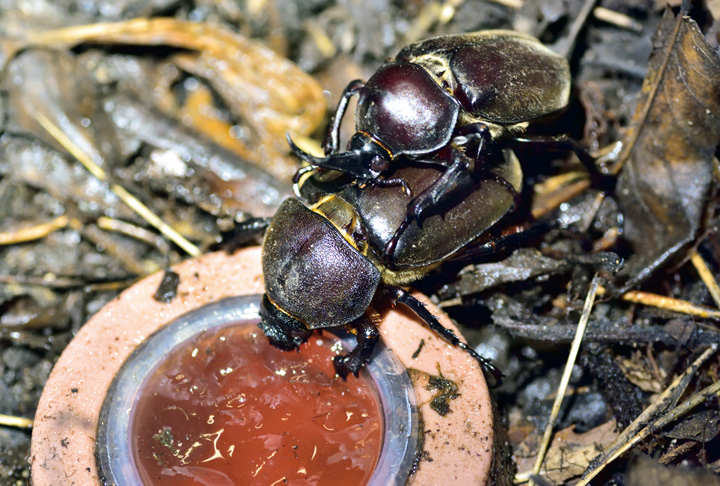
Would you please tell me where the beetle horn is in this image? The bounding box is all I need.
[286,132,383,185]
[287,134,326,166]
[287,134,328,184]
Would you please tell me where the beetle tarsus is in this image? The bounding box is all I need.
[382,284,503,387]
[219,217,272,253]
[371,176,412,196]
[482,170,522,210]
[333,317,380,379]
[450,219,554,264]
[511,135,615,190]
[259,295,312,350]
[258,320,312,350]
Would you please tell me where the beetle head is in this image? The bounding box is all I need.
[259,294,312,350]
[288,132,391,186]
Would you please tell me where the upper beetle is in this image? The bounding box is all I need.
[288,30,571,256]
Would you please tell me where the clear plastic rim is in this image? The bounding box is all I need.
[96,294,419,486]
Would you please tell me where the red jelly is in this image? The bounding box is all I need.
[130,324,383,486]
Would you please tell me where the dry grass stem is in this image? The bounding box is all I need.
[690,250,720,308]
[0,413,33,429]
[528,274,601,485]
[0,215,69,245]
[31,111,201,258]
[576,344,718,486]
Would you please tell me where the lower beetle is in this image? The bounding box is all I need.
[288,30,572,257]
[259,145,521,382]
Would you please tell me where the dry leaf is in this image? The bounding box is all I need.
[618,357,666,394]
[613,9,720,292]
[627,455,720,486]
[664,409,720,443]
[25,18,326,181]
[515,421,619,484]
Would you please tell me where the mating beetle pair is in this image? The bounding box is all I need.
[289,30,571,258]
[257,30,577,380]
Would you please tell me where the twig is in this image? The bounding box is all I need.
[97,216,171,254]
[403,0,465,43]
[0,274,134,290]
[488,0,522,9]
[528,274,601,485]
[31,111,201,258]
[576,345,718,485]
[593,7,643,32]
[80,224,160,276]
[594,286,720,320]
[616,289,720,320]
[0,413,33,429]
[610,6,686,175]
[690,250,720,309]
[555,0,597,59]
[0,215,69,245]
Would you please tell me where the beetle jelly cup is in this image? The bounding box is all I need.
[31,247,497,485]
[96,295,418,485]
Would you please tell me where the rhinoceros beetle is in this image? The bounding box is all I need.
[245,30,605,383]
[288,30,574,259]
[258,143,524,383]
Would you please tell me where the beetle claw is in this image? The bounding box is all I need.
[333,355,360,379]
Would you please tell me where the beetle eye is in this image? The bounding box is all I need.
[370,156,389,173]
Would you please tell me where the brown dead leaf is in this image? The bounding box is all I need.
[612,9,720,292]
[3,49,122,170]
[25,18,326,181]
[439,248,571,298]
[618,357,666,394]
[627,454,720,486]
[515,421,619,484]
[665,409,720,443]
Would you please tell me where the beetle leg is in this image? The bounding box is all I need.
[258,295,312,350]
[450,219,556,264]
[333,316,380,378]
[219,217,272,253]
[324,79,366,155]
[407,149,472,219]
[453,122,492,159]
[258,320,312,350]
[382,284,502,387]
[370,176,412,196]
[511,135,614,189]
[288,134,383,186]
[477,167,522,209]
[385,148,473,258]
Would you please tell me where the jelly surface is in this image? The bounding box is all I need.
[130,324,383,486]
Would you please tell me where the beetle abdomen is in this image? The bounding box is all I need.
[262,198,381,329]
[340,149,522,270]
[398,30,570,124]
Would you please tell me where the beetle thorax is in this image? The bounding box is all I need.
[356,62,460,156]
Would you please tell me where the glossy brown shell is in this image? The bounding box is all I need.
[262,198,381,329]
[340,149,523,269]
[356,62,460,155]
[397,30,570,124]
